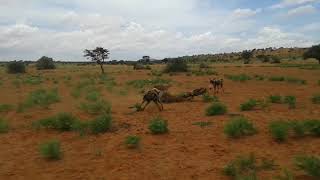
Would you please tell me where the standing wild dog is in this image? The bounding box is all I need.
[140,88,164,111]
[209,78,224,94]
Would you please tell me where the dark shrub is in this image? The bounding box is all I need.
[34,112,79,131]
[149,117,168,134]
[269,121,290,142]
[224,117,257,138]
[39,140,62,160]
[0,118,9,133]
[269,95,282,103]
[284,96,296,109]
[164,60,188,73]
[206,102,227,116]
[7,61,26,74]
[295,155,320,178]
[311,94,320,104]
[240,99,258,111]
[36,56,56,70]
[89,114,112,134]
[125,135,141,149]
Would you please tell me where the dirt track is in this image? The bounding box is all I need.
[0,64,319,180]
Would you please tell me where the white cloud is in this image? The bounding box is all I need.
[231,8,261,19]
[287,5,316,16]
[271,0,319,9]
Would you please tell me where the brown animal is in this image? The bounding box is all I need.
[183,88,207,100]
[140,88,163,111]
[209,78,224,94]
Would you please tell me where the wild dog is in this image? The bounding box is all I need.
[140,88,164,111]
[209,78,224,94]
[183,88,207,100]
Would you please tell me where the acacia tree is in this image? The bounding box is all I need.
[84,47,110,73]
[241,50,253,64]
[304,44,320,64]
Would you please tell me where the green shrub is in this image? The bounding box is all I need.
[290,121,306,137]
[89,114,112,134]
[125,135,141,149]
[269,95,282,103]
[269,121,290,142]
[269,76,285,81]
[7,61,26,74]
[224,117,257,138]
[22,89,60,110]
[284,96,296,109]
[39,140,62,160]
[149,117,168,134]
[0,118,9,133]
[311,94,320,104]
[36,56,56,70]
[23,75,43,85]
[225,74,251,82]
[240,99,258,111]
[206,102,227,116]
[34,112,79,131]
[164,60,188,73]
[295,155,320,178]
[202,93,219,103]
[85,91,101,102]
[0,104,13,113]
[223,154,257,179]
[80,100,111,115]
[304,119,320,136]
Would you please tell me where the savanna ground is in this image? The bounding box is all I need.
[0,62,320,180]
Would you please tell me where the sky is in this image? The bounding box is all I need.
[0,0,319,61]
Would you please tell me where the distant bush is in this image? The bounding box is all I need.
[7,61,26,74]
[206,102,227,116]
[284,96,296,109]
[269,76,285,81]
[164,60,188,73]
[240,99,258,111]
[149,117,168,134]
[39,140,62,160]
[295,155,320,178]
[225,74,251,82]
[89,114,112,134]
[269,121,290,142]
[0,104,13,113]
[270,56,281,64]
[311,94,320,104]
[0,118,9,133]
[269,95,282,103]
[125,135,141,149]
[34,112,79,132]
[36,56,56,70]
[224,117,257,138]
[19,89,60,111]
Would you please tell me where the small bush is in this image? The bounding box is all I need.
[36,56,56,70]
[311,94,320,104]
[269,95,282,103]
[225,74,251,82]
[34,112,79,131]
[7,61,26,74]
[0,118,9,133]
[206,102,227,116]
[224,117,257,138]
[80,100,111,115]
[39,140,62,160]
[0,104,13,113]
[269,76,285,81]
[304,119,320,136]
[89,114,112,134]
[149,117,168,134]
[223,154,257,179]
[86,91,101,102]
[295,155,320,178]
[269,121,290,142]
[284,96,296,109]
[125,135,141,149]
[23,75,43,85]
[164,60,188,73]
[290,121,306,137]
[22,89,60,110]
[202,93,219,103]
[240,99,258,111]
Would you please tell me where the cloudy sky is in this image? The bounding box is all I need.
[0,0,319,61]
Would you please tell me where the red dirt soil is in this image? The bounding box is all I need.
[0,64,319,180]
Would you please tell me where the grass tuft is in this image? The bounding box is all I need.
[206,102,227,116]
[224,117,257,138]
[39,140,62,160]
[125,135,141,149]
[149,117,168,134]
